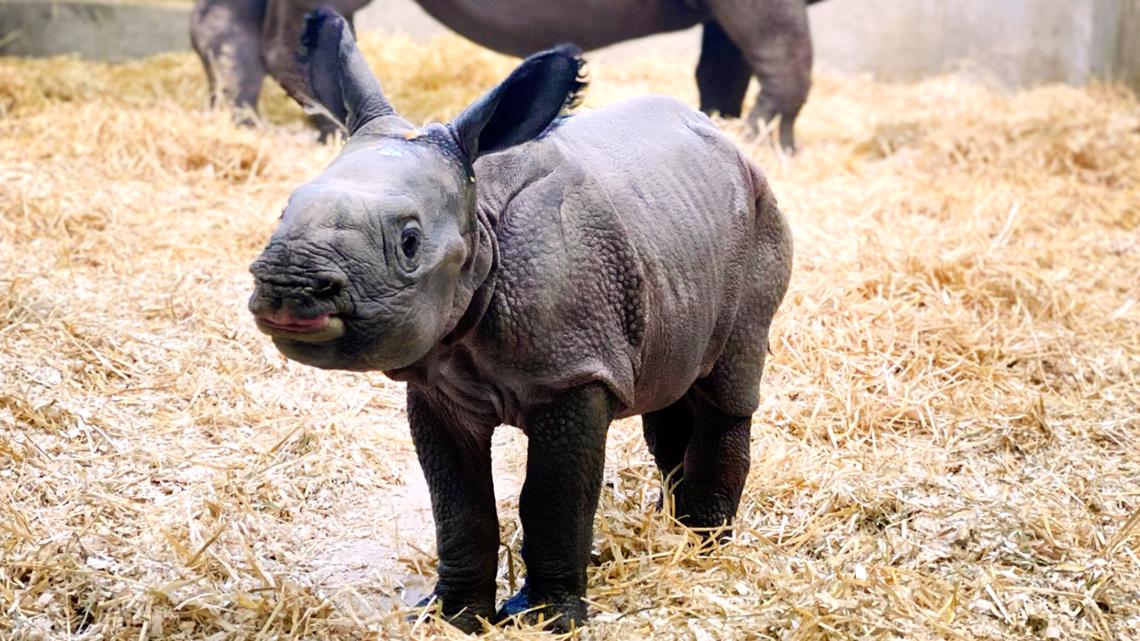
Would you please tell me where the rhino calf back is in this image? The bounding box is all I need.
[456,95,792,423]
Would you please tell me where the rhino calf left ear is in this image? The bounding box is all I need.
[449,45,588,160]
[296,7,401,135]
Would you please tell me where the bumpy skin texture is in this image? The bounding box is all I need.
[443,98,791,424]
[248,11,792,633]
[191,0,826,150]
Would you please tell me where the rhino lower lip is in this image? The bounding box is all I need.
[255,314,346,343]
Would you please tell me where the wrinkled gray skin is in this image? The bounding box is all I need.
[248,9,792,633]
[192,0,827,150]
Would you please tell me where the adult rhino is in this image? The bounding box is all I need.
[191,0,828,150]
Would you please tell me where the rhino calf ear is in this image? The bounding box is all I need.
[449,45,588,160]
[296,7,398,135]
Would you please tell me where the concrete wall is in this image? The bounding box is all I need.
[809,0,1136,87]
[1114,0,1140,88]
[1,0,1138,92]
[0,0,189,60]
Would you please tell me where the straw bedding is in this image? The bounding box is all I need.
[1,33,1137,640]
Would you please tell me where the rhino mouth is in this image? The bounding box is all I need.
[255,311,346,344]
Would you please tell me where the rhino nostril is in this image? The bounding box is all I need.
[310,275,345,298]
[248,290,281,317]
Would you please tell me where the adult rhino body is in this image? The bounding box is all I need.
[192,0,828,150]
[248,8,792,632]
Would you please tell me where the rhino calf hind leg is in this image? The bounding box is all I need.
[190,0,266,121]
[673,398,752,535]
[642,399,696,509]
[696,22,753,119]
[498,384,616,632]
[643,391,751,535]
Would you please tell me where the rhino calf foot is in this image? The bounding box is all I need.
[410,595,494,634]
[675,485,746,541]
[496,585,587,633]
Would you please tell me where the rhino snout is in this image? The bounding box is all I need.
[248,267,349,344]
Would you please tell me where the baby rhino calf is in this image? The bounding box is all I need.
[249,8,792,633]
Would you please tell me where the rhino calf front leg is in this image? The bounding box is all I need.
[707,0,813,151]
[408,390,499,632]
[498,384,615,631]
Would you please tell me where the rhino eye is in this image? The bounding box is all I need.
[400,227,421,260]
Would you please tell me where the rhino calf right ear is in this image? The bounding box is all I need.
[296,7,400,135]
[449,45,588,160]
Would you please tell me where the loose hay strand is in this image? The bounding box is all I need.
[1,31,1139,641]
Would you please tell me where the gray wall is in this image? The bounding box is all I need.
[809,0,1138,87]
[2,0,1138,91]
[0,0,190,60]
[1117,0,1140,88]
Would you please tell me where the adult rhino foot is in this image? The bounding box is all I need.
[745,108,796,155]
[232,110,259,129]
[307,112,344,144]
[409,594,494,634]
[496,585,586,633]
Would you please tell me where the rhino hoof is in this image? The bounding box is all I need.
[408,595,491,634]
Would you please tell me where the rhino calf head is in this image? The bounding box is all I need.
[249,8,584,371]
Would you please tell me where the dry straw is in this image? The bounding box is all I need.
[1,32,1138,641]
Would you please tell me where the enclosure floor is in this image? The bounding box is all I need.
[1,35,1138,640]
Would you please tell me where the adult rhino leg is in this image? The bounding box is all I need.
[641,398,695,510]
[190,0,267,122]
[696,22,752,119]
[706,0,813,151]
[408,389,499,632]
[498,384,615,632]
